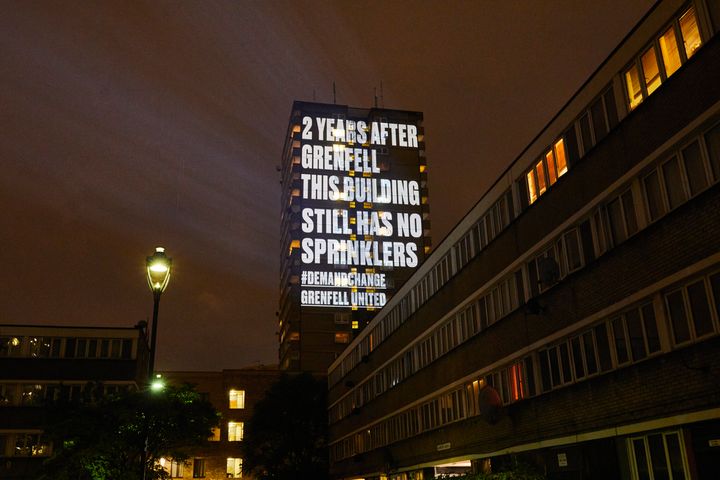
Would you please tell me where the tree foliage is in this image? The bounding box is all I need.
[242,373,328,480]
[40,383,219,480]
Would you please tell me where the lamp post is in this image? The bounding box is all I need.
[146,246,172,377]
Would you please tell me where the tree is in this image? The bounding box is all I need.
[242,373,328,479]
[40,383,219,480]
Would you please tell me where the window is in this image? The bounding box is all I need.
[227,458,243,478]
[0,337,23,357]
[641,47,662,95]
[665,274,719,345]
[228,421,244,442]
[159,458,184,478]
[605,189,638,245]
[628,431,689,480]
[208,427,220,442]
[192,458,206,478]
[334,313,350,324]
[28,337,61,358]
[229,389,245,409]
[679,7,701,59]
[335,332,350,344]
[526,138,569,204]
[624,6,703,110]
[15,434,50,456]
[625,65,643,110]
[659,26,681,77]
[610,303,661,365]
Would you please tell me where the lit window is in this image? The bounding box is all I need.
[679,7,701,59]
[545,150,558,185]
[288,332,300,341]
[526,170,538,204]
[641,48,662,95]
[227,458,243,478]
[351,320,359,329]
[554,139,568,177]
[335,332,350,344]
[209,427,221,441]
[229,389,245,409]
[659,27,681,77]
[535,160,547,195]
[228,421,244,442]
[624,65,643,110]
[288,240,300,255]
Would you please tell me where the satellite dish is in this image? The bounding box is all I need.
[478,386,502,424]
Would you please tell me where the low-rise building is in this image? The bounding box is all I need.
[161,366,280,480]
[0,323,149,478]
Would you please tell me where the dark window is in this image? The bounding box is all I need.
[583,331,598,375]
[682,140,708,195]
[607,197,627,244]
[594,324,613,371]
[65,338,76,358]
[604,88,619,130]
[571,337,585,379]
[626,309,647,361]
[87,339,97,358]
[704,122,720,180]
[122,339,133,359]
[559,343,572,383]
[641,304,661,353]
[710,273,720,321]
[612,317,629,364]
[687,280,713,337]
[193,458,206,478]
[563,126,580,164]
[644,170,667,221]
[539,352,551,392]
[579,113,593,154]
[662,157,687,209]
[622,190,638,236]
[523,356,536,396]
[666,290,690,344]
[591,98,608,141]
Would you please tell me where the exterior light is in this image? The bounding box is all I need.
[151,374,165,392]
[146,247,172,294]
[145,247,172,379]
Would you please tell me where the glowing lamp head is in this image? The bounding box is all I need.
[146,247,172,294]
[151,374,165,392]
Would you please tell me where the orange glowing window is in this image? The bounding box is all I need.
[625,65,643,110]
[554,139,568,177]
[419,165,426,173]
[289,332,300,341]
[545,150,558,185]
[659,27,681,77]
[209,427,221,441]
[535,160,547,195]
[526,171,538,204]
[679,7,701,59]
[641,48,662,95]
[508,363,524,401]
[288,239,300,255]
[334,332,350,344]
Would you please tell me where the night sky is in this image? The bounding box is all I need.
[0,1,654,371]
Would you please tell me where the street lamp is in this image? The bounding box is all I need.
[146,246,171,377]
